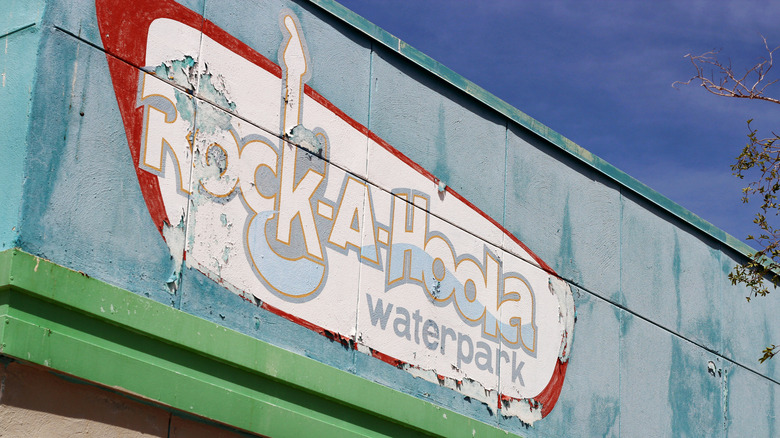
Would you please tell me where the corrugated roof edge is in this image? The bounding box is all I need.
[307,0,755,260]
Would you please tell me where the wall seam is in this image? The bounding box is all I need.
[719,247,728,437]
[618,187,623,438]
[502,120,509,235]
[172,17,206,311]
[576,274,780,388]
[351,40,377,374]
[0,23,37,40]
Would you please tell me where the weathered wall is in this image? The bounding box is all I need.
[2,0,779,436]
[0,0,45,251]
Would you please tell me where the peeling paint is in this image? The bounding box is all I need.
[152,55,197,91]
[152,56,233,131]
[499,395,543,425]
[196,72,235,133]
[162,215,186,294]
[406,365,496,406]
[550,276,575,361]
[286,124,325,155]
[494,277,575,425]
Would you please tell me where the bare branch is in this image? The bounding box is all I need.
[673,37,780,105]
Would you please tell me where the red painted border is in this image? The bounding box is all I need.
[96,0,566,417]
[96,0,206,232]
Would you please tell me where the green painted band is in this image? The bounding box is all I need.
[307,0,754,259]
[0,249,521,437]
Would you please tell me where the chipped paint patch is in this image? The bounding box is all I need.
[286,124,325,155]
[499,395,543,425]
[153,55,197,90]
[551,276,575,361]
[406,365,496,406]
[494,277,575,425]
[196,70,235,133]
[162,215,186,294]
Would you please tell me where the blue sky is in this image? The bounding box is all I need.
[335,0,780,247]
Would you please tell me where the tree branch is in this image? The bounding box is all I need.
[673,36,780,105]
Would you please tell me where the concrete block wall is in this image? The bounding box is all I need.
[2,0,777,436]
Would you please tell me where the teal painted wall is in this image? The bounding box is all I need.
[3,0,778,436]
[0,1,45,250]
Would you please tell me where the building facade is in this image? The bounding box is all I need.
[1,0,777,436]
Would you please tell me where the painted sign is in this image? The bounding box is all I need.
[96,0,574,424]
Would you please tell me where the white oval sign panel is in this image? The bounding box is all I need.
[97,0,575,424]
